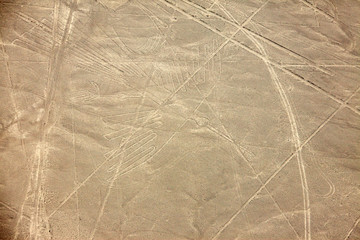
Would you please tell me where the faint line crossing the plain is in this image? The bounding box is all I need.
[191,84,301,239]
[159,0,360,116]
[0,26,31,240]
[242,25,311,240]
[210,85,360,240]
[180,0,332,75]
[14,2,77,239]
[89,54,157,239]
[47,20,239,220]
[344,216,360,240]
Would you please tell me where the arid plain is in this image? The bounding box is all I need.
[0,0,359,239]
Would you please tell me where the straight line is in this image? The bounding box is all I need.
[48,16,239,219]
[0,28,31,240]
[211,85,360,239]
[344,216,360,240]
[181,0,333,75]
[0,201,30,220]
[160,0,360,116]
[0,2,53,9]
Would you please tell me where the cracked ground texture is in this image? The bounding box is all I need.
[0,0,359,239]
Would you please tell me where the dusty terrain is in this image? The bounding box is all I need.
[0,0,359,239]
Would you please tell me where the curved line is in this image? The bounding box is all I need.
[308,148,335,198]
[242,28,311,240]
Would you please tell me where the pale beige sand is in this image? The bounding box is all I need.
[0,0,359,239]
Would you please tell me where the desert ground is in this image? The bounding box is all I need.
[0,0,359,239]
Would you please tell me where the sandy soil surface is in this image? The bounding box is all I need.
[0,0,359,239]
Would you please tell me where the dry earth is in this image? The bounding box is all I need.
[0,0,359,239]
